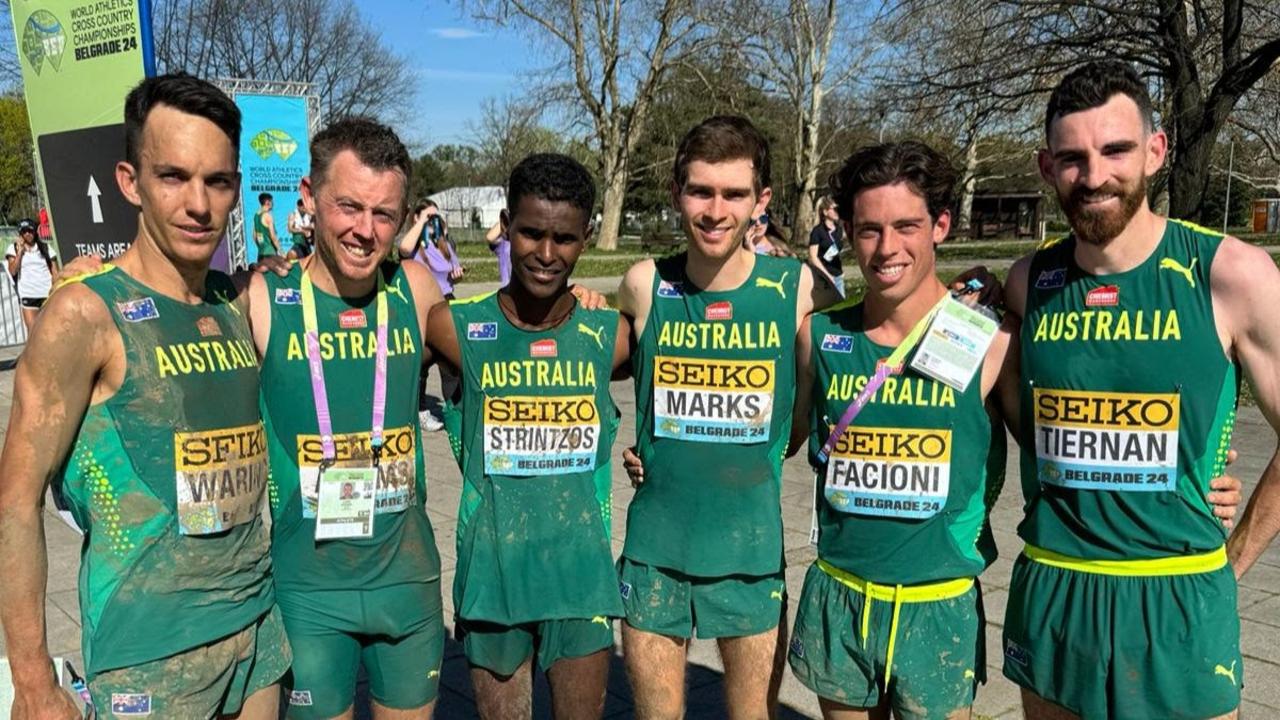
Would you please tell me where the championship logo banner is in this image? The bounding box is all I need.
[235,93,310,263]
[10,0,153,261]
[1033,388,1180,492]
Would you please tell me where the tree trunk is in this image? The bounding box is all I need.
[957,135,978,238]
[596,164,627,251]
[1167,118,1219,223]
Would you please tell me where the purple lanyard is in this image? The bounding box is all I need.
[300,269,389,465]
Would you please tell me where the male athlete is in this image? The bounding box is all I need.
[0,74,286,718]
[245,117,447,719]
[1001,60,1280,720]
[615,115,840,718]
[786,140,1014,720]
[429,153,630,720]
[254,192,281,259]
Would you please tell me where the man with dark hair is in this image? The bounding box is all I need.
[615,115,841,718]
[246,115,447,719]
[287,198,315,260]
[786,140,1016,719]
[253,192,280,260]
[428,152,630,719]
[999,59,1280,720]
[0,73,287,718]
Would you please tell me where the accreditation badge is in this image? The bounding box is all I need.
[314,466,377,540]
[909,296,999,392]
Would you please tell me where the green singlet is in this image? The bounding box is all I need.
[261,263,440,596]
[1019,219,1235,559]
[62,267,273,678]
[627,253,799,577]
[254,210,273,257]
[808,302,1005,584]
[448,292,622,624]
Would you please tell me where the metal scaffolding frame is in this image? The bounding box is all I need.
[214,78,322,269]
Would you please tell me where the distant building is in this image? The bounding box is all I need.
[428,186,505,231]
[969,191,1044,240]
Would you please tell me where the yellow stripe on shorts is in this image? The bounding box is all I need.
[1023,544,1227,577]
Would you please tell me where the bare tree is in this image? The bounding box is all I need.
[880,0,1280,223]
[469,96,562,183]
[737,0,871,237]
[153,0,413,123]
[467,0,715,249]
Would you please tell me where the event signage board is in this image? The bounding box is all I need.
[235,93,310,263]
[9,0,153,260]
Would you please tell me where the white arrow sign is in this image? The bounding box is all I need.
[87,176,103,224]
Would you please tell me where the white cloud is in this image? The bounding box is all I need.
[431,28,483,39]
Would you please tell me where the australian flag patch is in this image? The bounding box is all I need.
[275,288,301,305]
[117,297,159,322]
[467,322,498,341]
[820,333,853,353]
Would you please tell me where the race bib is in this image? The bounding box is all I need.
[652,355,774,444]
[824,425,951,519]
[483,394,600,476]
[1033,388,1180,492]
[174,422,268,535]
[296,425,417,518]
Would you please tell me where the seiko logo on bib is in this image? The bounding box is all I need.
[530,338,558,357]
[1085,285,1119,307]
[705,301,733,321]
[338,309,367,328]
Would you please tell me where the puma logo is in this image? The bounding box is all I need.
[770,589,784,601]
[211,289,241,315]
[1159,257,1198,288]
[578,323,605,349]
[1214,660,1237,686]
[386,277,408,302]
[755,272,789,299]
[427,669,440,679]
[591,615,610,628]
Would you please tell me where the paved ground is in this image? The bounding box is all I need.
[4,330,1280,718]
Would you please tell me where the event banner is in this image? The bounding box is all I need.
[10,0,152,260]
[236,93,310,264]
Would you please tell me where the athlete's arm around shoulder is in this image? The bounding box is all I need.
[612,312,634,379]
[617,258,656,339]
[0,284,119,717]
[796,261,842,328]
[1214,237,1280,577]
[405,259,453,370]
[788,315,815,458]
[988,253,1032,438]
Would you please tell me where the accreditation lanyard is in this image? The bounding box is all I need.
[300,270,390,467]
[814,292,949,465]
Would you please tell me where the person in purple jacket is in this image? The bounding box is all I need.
[399,200,464,431]
[484,216,512,288]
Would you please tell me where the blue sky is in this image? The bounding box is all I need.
[368,2,541,152]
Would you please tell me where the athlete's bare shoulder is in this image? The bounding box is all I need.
[618,258,657,336]
[1005,253,1034,320]
[1210,235,1280,346]
[31,281,121,394]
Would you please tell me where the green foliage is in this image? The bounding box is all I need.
[0,94,35,223]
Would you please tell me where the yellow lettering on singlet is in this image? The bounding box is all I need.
[655,320,782,350]
[480,360,597,390]
[824,373,955,408]
[1032,310,1180,343]
[156,339,258,378]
